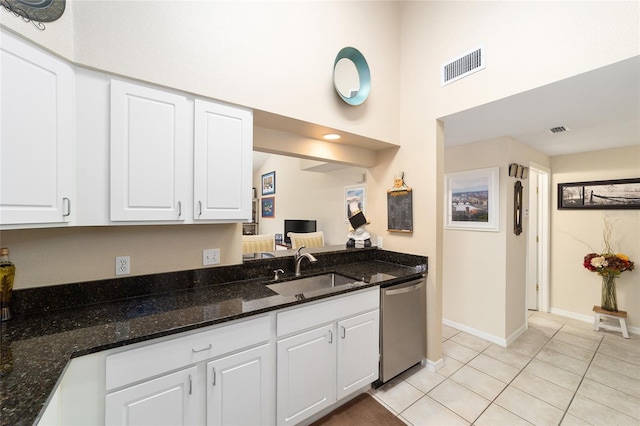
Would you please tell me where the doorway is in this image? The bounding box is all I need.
[527,163,550,312]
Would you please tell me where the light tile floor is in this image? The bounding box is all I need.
[369,311,640,425]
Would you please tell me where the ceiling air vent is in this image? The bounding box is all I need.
[548,126,570,134]
[441,45,485,86]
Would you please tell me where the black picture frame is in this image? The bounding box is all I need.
[387,190,413,233]
[557,177,640,209]
[261,171,275,196]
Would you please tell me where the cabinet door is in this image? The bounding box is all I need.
[336,310,380,400]
[105,366,199,426]
[0,31,75,226]
[194,99,252,221]
[110,80,188,221]
[206,344,272,426]
[276,325,335,426]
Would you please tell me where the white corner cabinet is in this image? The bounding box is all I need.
[0,30,75,227]
[0,30,252,228]
[39,288,380,426]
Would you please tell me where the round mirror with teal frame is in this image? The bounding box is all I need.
[333,47,371,106]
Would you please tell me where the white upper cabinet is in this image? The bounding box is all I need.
[194,100,252,221]
[0,31,75,227]
[110,80,189,222]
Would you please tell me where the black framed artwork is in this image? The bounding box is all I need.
[558,177,640,209]
[261,171,275,196]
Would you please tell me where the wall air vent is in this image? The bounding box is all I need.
[548,126,570,134]
[441,45,485,86]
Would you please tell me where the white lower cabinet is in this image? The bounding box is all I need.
[105,366,199,426]
[275,289,380,426]
[206,343,271,426]
[276,325,336,425]
[104,316,272,426]
[336,311,380,400]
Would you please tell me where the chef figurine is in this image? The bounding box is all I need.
[346,200,371,248]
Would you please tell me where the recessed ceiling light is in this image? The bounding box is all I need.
[323,133,341,140]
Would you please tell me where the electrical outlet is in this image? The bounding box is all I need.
[376,237,383,248]
[203,248,220,266]
[115,256,130,276]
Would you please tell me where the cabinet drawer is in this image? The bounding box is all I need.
[276,288,378,337]
[106,315,270,390]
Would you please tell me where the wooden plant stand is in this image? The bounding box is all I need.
[593,305,629,339]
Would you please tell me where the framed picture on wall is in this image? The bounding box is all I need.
[262,171,275,195]
[261,197,275,218]
[445,167,499,232]
[344,186,365,221]
[558,177,640,209]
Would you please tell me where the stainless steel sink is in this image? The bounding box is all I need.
[266,273,356,296]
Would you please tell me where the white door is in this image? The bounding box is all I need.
[336,310,380,400]
[0,30,75,226]
[105,366,199,426]
[527,164,550,312]
[194,99,252,221]
[527,169,540,311]
[276,325,335,426]
[110,80,188,221]
[206,344,272,426]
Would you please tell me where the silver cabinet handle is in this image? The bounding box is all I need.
[178,201,182,217]
[192,344,212,353]
[63,198,71,217]
[385,281,423,296]
[341,326,346,339]
[188,374,192,395]
[212,367,216,386]
[328,330,333,344]
[198,201,202,216]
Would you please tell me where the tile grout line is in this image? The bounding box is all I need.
[467,321,564,425]
[556,328,605,425]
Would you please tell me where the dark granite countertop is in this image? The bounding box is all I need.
[0,247,426,425]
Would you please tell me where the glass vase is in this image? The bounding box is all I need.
[600,274,618,312]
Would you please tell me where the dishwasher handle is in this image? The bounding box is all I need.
[384,281,423,296]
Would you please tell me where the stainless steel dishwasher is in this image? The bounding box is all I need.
[375,276,426,386]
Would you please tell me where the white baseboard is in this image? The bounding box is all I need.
[444,310,638,351]
[550,307,639,336]
[424,357,443,372]
[443,318,508,347]
[506,322,528,346]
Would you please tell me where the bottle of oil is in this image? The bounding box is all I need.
[0,248,15,321]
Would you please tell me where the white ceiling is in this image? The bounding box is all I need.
[440,56,640,157]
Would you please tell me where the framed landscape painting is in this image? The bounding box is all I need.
[445,167,499,232]
[558,177,640,209]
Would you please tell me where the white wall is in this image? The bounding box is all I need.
[443,136,549,342]
[550,145,640,329]
[253,154,368,246]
